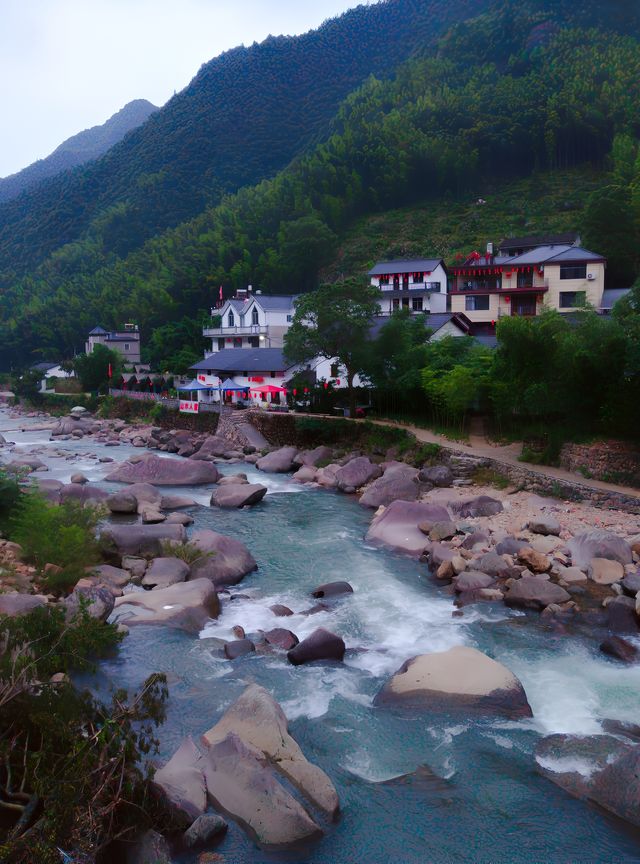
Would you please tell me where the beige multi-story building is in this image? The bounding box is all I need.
[203,289,297,356]
[449,239,606,334]
[85,324,141,364]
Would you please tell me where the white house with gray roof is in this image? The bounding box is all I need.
[368,258,449,315]
[204,291,296,356]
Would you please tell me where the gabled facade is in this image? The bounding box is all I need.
[449,244,607,332]
[203,292,296,355]
[86,324,141,364]
[368,258,448,316]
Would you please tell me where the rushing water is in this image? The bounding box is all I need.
[3,410,640,863]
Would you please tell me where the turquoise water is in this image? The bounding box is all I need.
[3,411,640,862]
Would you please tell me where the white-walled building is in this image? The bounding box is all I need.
[86,324,141,364]
[368,258,449,315]
[203,291,297,355]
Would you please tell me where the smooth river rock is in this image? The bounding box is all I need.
[335,456,382,493]
[365,500,451,556]
[101,523,186,558]
[450,495,504,518]
[504,577,571,610]
[152,737,207,826]
[359,464,421,509]
[142,557,190,589]
[0,593,48,617]
[112,578,219,633]
[256,446,299,473]
[567,530,632,570]
[287,628,345,665]
[210,483,268,508]
[202,683,339,819]
[374,646,533,718]
[106,453,220,485]
[188,529,257,588]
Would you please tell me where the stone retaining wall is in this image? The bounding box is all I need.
[559,440,640,489]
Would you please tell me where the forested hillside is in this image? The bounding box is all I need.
[0,100,158,205]
[2,0,640,367]
[0,0,491,275]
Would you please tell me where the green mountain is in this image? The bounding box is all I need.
[0,100,158,205]
[0,0,491,275]
[2,0,640,368]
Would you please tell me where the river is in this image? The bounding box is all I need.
[3,408,640,863]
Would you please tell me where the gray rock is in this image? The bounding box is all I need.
[505,577,571,610]
[496,537,529,556]
[160,493,196,509]
[374,646,532,718]
[59,483,109,507]
[454,571,495,593]
[0,593,48,617]
[567,530,632,570]
[311,581,353,599]
[600,636,639,663]
[621,572,640,596]
[606,596,639,633]
[295,445,334,467]
[166,512,194,525]
[89,564,131,593]
[528,516,561,536]
[65,585,114,622]
[292,465,318,483]
[287,628,345,665]
[264,628,299,650]
[473,552,510,579]
[217,473,249,486]
[142,557,190,589]
[70,472,88,484]
[588,558,625,585]
[188,529,257,588]
[365,500,451,556]
[190,435,233,460]
[101,523,186,558]
[462,530,490,550]
[210,483,268,508]
[112,578,219,633]
[270,604,294,617]
[418,465,454,487]
[152,737,207,826]
[106,491,138,514]
[256,446,299,473]
[106,453,220,485]
[183,813,227,849]
[450,495,504,518]
[224,639,256,659]
[335,456,382,492]
[126,829,171,864]
[359,464,420,509]
[121,556,147,581]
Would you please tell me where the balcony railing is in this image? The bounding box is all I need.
[203,324,268,337]
[380,281,442,292]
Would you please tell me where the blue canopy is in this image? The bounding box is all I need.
[177,379,214,392]
[219,378,248,392]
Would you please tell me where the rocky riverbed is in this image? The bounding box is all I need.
[2,403,640,863]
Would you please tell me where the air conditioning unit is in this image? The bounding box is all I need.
[587,273,595,281]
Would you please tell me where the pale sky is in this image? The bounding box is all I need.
[0,0,361,178]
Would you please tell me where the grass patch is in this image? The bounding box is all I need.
[472,466,512,490]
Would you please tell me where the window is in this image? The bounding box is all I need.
[465,295,490,311]
[252,308,259,326]
[270,371,276,378]
[228,310,235,326]
[239,314,245,327]
[233,337,242,347]
[249,336,259,348]
[559,291,586,309]
[124,343,130,351]
[218,338,225,351]
[412,272,423,284]
[402,297,409,308]
[330,363,340,377]
[392,298,400,311]
[379,275,390,285]
[412,297,423,312]
[286,314,292,322]
[560,264,587,280]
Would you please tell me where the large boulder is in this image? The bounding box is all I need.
[287,628,345,665]
[335,457,382,493]
[100,523,186,558]
[359,464,421,509]
[567,530,632,570]
[210,484,267,508]
[311,581,353,600]
[454,571,495,593]
[295,446,334,467]
[472,552,510,579]
[536,733,640,829]
[64,585,115,622]
[112,578,219,633]
[504,577,571,610]
[202,684,339,819]
[183,813,227,849]
[89,564,131,594]
[256,447,299,473]
[190,436,234,460]
[365,500,450,556]
[142,557,190,589]
[292,466,318,484]
[126,830,171,864]
[59,483,109,507]
[374,646,532,718]
[0,593,48,617]
[50,417,97,437]
[315,463,340,488]
[588,558,625,585]
[203,734,322,849]
[106,490,138,514]
[152,737,207,826]
[450,496,503,518]
[418,465,453,487]
[105,453,220,485]
[188,529,257,588]
[528,516,561,537]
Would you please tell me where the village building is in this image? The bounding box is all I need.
[30,361,74,392]
[203,290,296,356]
[448,241,607,333]
[86,324,141,364]
[190,347,295,406]
[368,258,448,315]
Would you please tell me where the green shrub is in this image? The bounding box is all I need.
[0,470,21,534]
[472,466,512,489]
[10,493,103,586]
[160,540,211,564]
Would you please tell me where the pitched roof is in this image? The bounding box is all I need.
[506,245,605,266]
[31,361,58,371]
[89,326,107,335]
[253,295,297,311]
[368,258,444,276]
[367,312,470,340]
[601,288,631,309]
[498,232,580,251]
[191,347,293,373]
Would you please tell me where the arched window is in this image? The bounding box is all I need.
[228,310,235,327]
[252,308,259,326]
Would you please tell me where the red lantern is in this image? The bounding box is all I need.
[336,379,341,386]
[324,382,329,389]
[293,388,297,396]
[304,387,309,394]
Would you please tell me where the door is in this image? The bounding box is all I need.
[511,294,537,317]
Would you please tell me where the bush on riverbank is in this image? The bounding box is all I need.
[0,606,168,863]
[0,470,21,535]
[10,493,104,593]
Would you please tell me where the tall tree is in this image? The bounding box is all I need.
[284,278,380,417]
